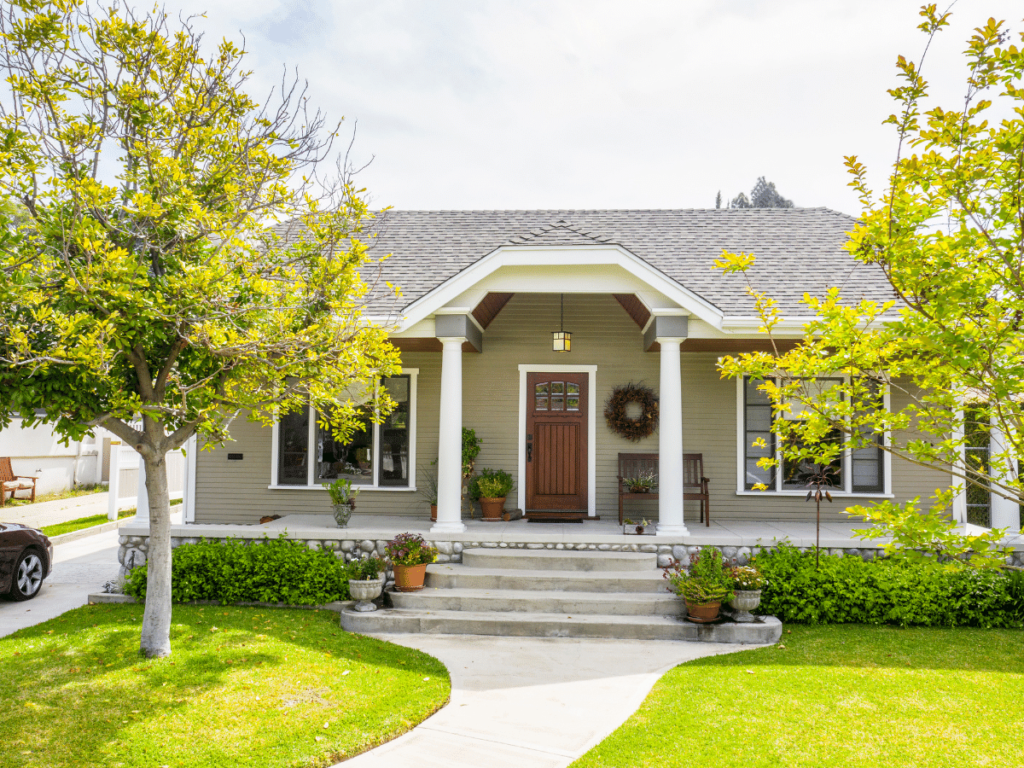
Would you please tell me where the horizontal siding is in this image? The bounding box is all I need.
[196,293,948,524]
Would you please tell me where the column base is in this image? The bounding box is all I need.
[656,523,690,536]
[430,521,467,534]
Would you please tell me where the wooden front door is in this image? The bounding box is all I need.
[526,372,588,512]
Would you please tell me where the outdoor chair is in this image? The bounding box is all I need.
[617,452,711,527]
[1,457,37,507]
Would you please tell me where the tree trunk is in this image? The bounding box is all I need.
[140,451,173,658]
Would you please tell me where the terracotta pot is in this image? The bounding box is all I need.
[430,504,437,522]
[479,497,505,521]
[684,600,722,623]
[393,563,428,592]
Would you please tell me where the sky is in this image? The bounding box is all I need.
[165,0,1023,216]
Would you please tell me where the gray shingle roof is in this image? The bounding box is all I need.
[353,208,896,318]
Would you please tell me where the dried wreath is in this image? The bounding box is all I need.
[604,383,659,441]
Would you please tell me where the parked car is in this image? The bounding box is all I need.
[0,522,52,601]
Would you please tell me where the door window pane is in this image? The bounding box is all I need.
[535,382,549,411]
[278,407,309,485]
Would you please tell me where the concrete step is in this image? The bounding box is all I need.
[341,607,781,644]
[426,564,668,593]
[389,586,683,616]
[462,548,658,572]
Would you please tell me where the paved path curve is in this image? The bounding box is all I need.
[340,634,759,768]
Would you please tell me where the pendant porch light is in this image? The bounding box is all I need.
[552,294,572,352]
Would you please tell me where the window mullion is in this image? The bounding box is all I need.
[307,405,316,487]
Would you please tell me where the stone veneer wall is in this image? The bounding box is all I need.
[115,534,1024,584]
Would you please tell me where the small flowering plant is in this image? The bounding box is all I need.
[662,546,734,605]
[385,533,438,567]
[729,565,765,591]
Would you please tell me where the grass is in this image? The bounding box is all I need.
[3,483,105,507]
[0,604,450,768]
[39,498,182,537]
[572,625,1024,768]
[42,509,136,537]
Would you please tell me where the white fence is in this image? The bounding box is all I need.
[107,442,184,520]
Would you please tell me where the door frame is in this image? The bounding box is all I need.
[518,364,597,517]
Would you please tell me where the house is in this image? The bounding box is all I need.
[182,207,951,533]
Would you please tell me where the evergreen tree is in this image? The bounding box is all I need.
[728,177,794,208]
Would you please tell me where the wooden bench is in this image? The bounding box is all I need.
[617,452,711,527]
[1,457,37,507]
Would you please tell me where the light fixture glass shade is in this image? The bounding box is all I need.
[552,330,572,352]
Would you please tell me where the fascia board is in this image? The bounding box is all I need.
[398,244,725,331]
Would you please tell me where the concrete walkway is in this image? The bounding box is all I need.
[1,491,111,529]
[0,527,120,638]
[341,634,759,768]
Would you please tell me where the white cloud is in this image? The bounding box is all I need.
[167,0,1023,214]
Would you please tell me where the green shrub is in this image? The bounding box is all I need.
[754,544,1024,628]
[123,536,354,605]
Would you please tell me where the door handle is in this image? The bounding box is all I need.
[527,442,533,462]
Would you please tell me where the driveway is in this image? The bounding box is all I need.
[0,527,120,638]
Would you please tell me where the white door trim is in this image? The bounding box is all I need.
[517,364,598,516]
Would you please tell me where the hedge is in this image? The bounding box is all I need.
[123,536,355,605]
[754,543,1024,628]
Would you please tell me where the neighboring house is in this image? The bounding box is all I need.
[186,208,952,533]
[0,417,105,496]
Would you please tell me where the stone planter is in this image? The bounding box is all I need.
[728,589,762,623]
[684,600,722,624]
[479,497,505,521]
[393,563,428,592]
[349,576,383,612]
[332,503,354,528]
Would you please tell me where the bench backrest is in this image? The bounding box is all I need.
[617,452,706,491]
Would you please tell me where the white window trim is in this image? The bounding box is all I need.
[734,375,893,498]
[517,364,598,517]
[269,369,418,492]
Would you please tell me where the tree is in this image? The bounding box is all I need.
[728,177,794,209]
[714,5,1022,565]
[0,0,400,656]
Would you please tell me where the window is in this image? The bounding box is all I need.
[534,380,580,412]
[740,376,888,495]
[272,371,417,490]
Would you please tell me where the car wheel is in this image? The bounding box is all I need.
[9,549,45,601]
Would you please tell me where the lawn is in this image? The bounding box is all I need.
[41,508,137,537]
[0,604,450,768]
[572,625,1024,768]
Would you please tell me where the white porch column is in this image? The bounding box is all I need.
[432,337,467,533]
[657,338,689,535]
[106,440,122,521]
[989,413,1020,531]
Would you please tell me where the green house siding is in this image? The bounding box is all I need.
[194,294,947,524]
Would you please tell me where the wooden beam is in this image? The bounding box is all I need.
[612,294,651,330]
[472,292,515,329]
[390,338,479,353]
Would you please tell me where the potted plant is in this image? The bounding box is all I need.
[623,470,656,494]
[420,464,439,521]
[470,468,514,521]
[727,564,765,623]
[385,533,438,592]
[348,556,384,612]
[663,546,734,623]
[324,478,360,527]
[623,517,653,535]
